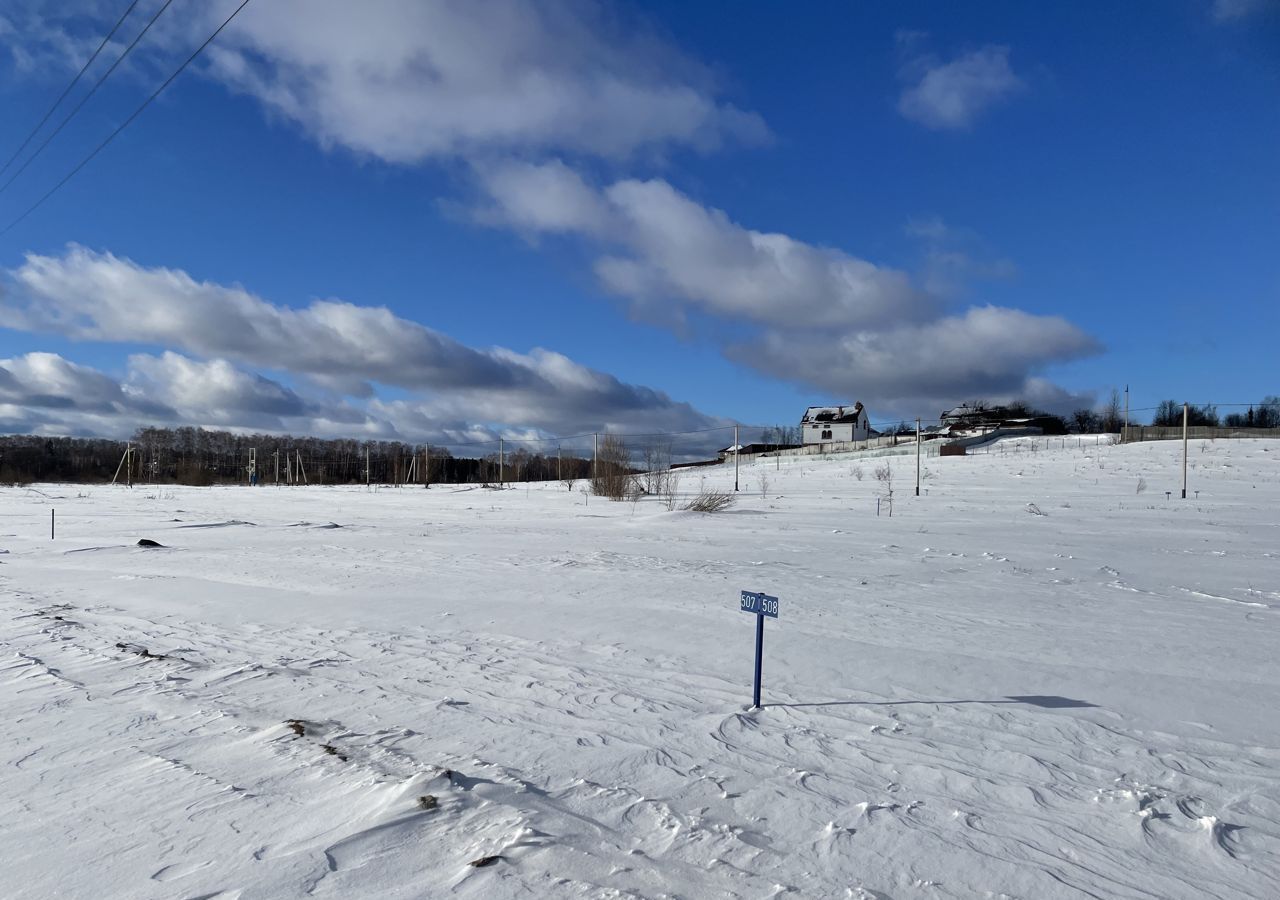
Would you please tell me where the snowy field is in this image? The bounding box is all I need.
[2,437,1278,899]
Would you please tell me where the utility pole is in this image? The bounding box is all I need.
[592,432,598,486]
[425,445,430,489]
[1182,402,1189,499]
[366,445,370,489]
[734,425,739,492]
[274,449,279,486]
[557,445,562,483]
[915,417,922,497]
[499,437,504,486]
[1124,384,1130,442]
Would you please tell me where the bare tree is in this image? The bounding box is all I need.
[875,460,894,513]
[592,433,632,500]
[1101,389,1123,433]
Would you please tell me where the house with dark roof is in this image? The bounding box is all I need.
[801,402,873,444]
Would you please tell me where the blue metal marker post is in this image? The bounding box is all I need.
[739,590,779,708]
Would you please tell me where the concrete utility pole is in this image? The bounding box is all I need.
[1182,402,1189,499]
[734,425,740,492]
[499,437,504,486]
[1124,385,1130,442]
[366,446,371,489]
[424,445,430,489]
[915,417,922,497]
[274,449,279,486]
[592,433,598,485]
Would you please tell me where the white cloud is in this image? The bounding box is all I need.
[0,351,163,417]
[898,45,1025,130]
[473,162,934,330]
[126,352,312,421]
[732,306,1101,413]
[1210,0,1277,21]
[470,161,1097,413]
[191,0,767,163]
[0,246,724,439]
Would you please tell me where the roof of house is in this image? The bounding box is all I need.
[802,403,865,424]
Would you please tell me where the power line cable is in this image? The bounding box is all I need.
[0,0,176,197]
[0,0,254,237]
[0,0,142,180]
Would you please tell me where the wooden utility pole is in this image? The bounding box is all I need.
[557,445,562,483]
[499,437,504,486]
[425,445,430,489]
[366,445,371,489]
[592,433,598,485]
[734,425,740,492]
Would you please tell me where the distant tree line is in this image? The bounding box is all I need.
[0,426,594,486]
[1149,396,1279,428]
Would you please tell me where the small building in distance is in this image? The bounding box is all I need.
[801,402,874,444]
[940,403,1067,436]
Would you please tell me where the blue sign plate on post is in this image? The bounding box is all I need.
[740,590,779,618]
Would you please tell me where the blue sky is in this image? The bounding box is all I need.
[0,0,1276,444]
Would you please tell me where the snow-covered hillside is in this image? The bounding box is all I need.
[2,438,1278,898]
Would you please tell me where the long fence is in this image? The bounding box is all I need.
[1121,425,1280,443]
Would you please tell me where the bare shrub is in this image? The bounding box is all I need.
[875,461,894,515]
[626,477,644,511]
[852,466,864,481]
[592,434,633,500]
[757,472,769,498]
[684,489,736,513]
[662,471,681,510]
[1136,476,1147,494]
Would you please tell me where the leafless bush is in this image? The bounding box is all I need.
[852,466,864,481]
[592,434,633,500]
[662,471,681,510]
[626,477,644,510]
[562,475,576,492]
[1136,476,1147,494]
[757,472,770,498]
[874,461,894,514]
[684,489,736,513]
[641,441,674,495]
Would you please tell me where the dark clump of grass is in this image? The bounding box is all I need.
[468,855,502,868]
[115,642,168,661]
[321,744,349,762]
[416,795,438,811]
[285,720,305,736]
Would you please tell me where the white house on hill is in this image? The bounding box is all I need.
[801,402,873,444]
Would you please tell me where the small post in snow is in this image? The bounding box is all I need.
[1182,402,1189,499]
[51,508,55,540]
[915,417,922,497]
[739,590,779,708]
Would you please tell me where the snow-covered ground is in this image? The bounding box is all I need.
[2,437,1278,899]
